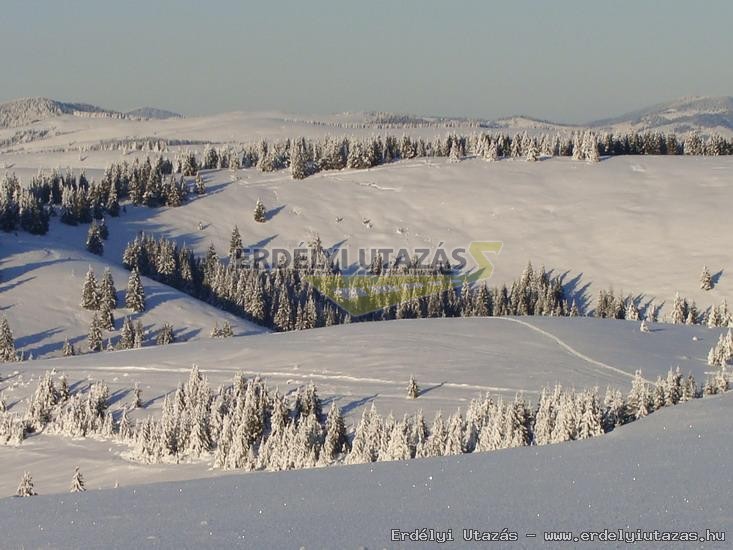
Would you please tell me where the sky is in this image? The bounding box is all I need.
[2,0,732,123]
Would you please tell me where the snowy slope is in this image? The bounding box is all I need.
[0,391,730,549]
[0,316,722,496]
[3,155,732,362]
[34,155,733,315]
[592,96,733,135]
[1,229,266,360]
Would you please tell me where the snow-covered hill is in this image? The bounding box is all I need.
[1,230,266,360]
[124,107,182,120]
[0,315,723,496]
[1,389,729,549]
[2,95,732,154]
[3,155,731,362]
[591,96,733,135]
[0,98,122,129]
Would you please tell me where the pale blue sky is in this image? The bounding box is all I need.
[2,0,731,122]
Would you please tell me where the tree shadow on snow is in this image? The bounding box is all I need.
[712,270,724,286]
[265,205,286,221]
[340,393,379,415]
[418,381,445,397]
[16,327,65,358]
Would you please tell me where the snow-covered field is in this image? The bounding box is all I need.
[2,113,732,548]
[0,390,730,549]
[3,154,732,361]
[0,316,723,496]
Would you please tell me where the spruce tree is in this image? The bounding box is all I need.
[407,375,419,399]
[0,317,17,362]
[119,317,134,349]
[99,298,115,331]
[229,226,243,263]
[88,313,103,352]
[80,267,99,310]
[290,138,309,179]
[62,337,75,357]
[194,173,206,195]
[16,472,36,497]
[99,268,117,310]
[700,265,713,291]
[70,466,86,492]
[85,222,104,255]
[155,323,175,345]
[125,268,146,313]
[221,321,234,338]
[254,199,266,223]
[133,321,145,348]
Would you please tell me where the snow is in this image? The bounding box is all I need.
[1,231,266,360]
[1,392,730,548]
[0,316,723,496]
[1,112,732,546]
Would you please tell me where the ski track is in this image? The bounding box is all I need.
[491,317,644,381]
[80,366,535,395]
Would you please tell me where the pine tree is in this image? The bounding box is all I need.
[88,313,103,352]
[525,140,539,162]
[194,173,206,195]
[484,139,499,162]
[119,317,135,349]
[155,323,175,345]
[133,321,145,348]
[228,226,243,263]
[321,404,346,463]
[86,222,104,255]
[80,267,99,310]
[99,268,117,310]
[700,265,713,291]
[125,268,145,312]
[16,472,36,497]
[132,383,143,408]
[407,375,419,399]
[62,337,75,357]
[254,199,266,223]
[0,317,17,362]
[670,292,686,325]
[99,298,115,331]
[221,321,234,338]
[290,138,309,180]
[70,466,86,492]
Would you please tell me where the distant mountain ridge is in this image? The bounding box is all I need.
[589,96,733,133]
[125,107,182,120]
[0,97,182,128]
[1,95,731,135]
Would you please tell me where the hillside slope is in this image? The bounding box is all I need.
[0,316,721,496]
[1,391,729,549]
[1,230,266,360]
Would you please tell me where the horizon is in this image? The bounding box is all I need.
[2,93,730,126]
[2,1,732,124]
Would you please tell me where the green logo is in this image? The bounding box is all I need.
[306,241,503,316]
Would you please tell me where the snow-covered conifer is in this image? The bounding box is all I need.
[155,323,175,345]
[254,199,266,223]
[228,226,243,263]
[125,268,145,312]
[0,317,17,362]
[16,472,36,497]
[406,375,419,399]
[133,320,145,348]
[87,313,103,352]
[80,267,99,310]
[70,466,86,492]
[700,265,713,291]
[85,222,104,255]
